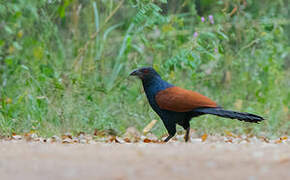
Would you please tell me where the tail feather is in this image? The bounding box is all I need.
[194,107,264,123]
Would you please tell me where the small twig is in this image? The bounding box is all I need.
[229,6,238,17]
[237,39,260,56]
[240,39,259,51]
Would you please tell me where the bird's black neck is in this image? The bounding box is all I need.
[142,76,172,92]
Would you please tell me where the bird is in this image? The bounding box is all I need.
[130,67,264,142]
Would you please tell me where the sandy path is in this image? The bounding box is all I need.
[0,142,289,180]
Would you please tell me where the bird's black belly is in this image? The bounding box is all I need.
[160,110,191,128]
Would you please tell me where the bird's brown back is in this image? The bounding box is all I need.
[155,86,218,112]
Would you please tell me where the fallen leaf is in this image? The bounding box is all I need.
[280,136,288,140]
[109,136,120,143]
[144,133,158,141]
[260,136,270,143]
[225,131,236,138]
[143,138,152,143]
[122,127,141,143]
[123,138,131,143]
[24,133,33,141]
[274,136,288,144]
[12,134,22,140]
[62,138,73,144]
[65,132,73,139]
[201,134,208,142]
[225,138,233,143]
[143,120,157,135]
[94,129,106,137]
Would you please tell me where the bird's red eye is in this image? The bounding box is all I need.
[142,69,149,73]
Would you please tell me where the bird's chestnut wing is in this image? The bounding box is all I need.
[155,86,217,112]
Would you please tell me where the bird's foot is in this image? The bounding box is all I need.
[184,135,190,142]
[184,127,190,142]
[163,135,174,143]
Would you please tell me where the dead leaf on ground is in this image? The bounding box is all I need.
[280,136,288,140]
[143,138,152,143]
[225,131,236,138]
[62,133,72,140]
[94,129,106,137]
[62,138,73,144]
[123,138,131,143]
[122,127,141,143]
[201,134,208,142]
[12,133,22,140]
[23,132,37,141]
[109,136,120,143]
[259,136,270,143]
[225,138,233,143]
[144,133,158,141]
[143,120,157,135]
[275,136,288,144]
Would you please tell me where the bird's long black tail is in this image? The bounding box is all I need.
[194,107,264,123]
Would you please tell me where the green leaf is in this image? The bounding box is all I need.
[217,31,229,41]
[40,64,54,78]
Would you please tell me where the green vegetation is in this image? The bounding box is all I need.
[0,0,289,137]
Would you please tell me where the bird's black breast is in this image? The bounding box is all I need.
[144,88,163,116]
[142,76,173,116]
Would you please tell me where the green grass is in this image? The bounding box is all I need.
[0,0,289,138]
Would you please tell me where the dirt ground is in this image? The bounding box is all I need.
[0,141,289,180]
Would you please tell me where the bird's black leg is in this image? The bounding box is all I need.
[184,127,190,142]
[182,120,190,142]
[162,119,176,143]
[164,134,174,142]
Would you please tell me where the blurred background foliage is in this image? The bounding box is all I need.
[0,0,289,137]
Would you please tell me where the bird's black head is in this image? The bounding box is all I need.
[130,67,160,81]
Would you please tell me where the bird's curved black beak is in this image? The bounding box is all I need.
[130,69,140,76]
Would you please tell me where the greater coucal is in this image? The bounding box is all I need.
[130,67,264,142]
